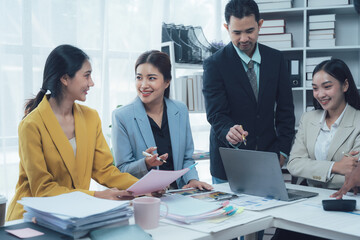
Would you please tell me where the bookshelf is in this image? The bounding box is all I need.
[260,0,360,127]
[161,41,204,113]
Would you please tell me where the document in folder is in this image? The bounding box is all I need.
[127,163,197,195]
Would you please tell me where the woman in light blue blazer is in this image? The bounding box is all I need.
[112,50,212,190]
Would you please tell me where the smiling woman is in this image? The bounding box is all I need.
[111,50,213,191]
[6,45,139,221]
[288,58,360,190]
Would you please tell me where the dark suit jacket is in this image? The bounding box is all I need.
[203,42,295,180]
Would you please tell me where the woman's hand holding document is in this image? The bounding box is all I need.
[127,163,198,196]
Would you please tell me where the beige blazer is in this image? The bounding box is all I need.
[287,105,360,189]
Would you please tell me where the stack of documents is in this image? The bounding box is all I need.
[258,19,293,49]
[18,192,132,239]
[160,194,237,224]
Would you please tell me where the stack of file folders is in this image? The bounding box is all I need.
[161,23,217,63]
[18,191,132,239]
[160,194,238,224]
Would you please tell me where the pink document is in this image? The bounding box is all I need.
[127,164,195,195]
[6,228,44,238]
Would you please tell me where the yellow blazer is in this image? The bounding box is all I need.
[6,95,138,221]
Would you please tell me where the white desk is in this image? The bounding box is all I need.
[266,184,360,240]
[5,184,360,240]
[147,183,360,240]
[146,213,273,240]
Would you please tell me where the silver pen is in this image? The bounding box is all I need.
[142,151,167,163]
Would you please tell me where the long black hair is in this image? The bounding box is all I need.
[24,44,89,117]
[135,50,172,98]
[312,58,360,110]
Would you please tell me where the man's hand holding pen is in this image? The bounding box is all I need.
[143,147,168,170]
[226,124,248,146]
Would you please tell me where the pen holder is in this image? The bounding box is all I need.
[133,197,168,229]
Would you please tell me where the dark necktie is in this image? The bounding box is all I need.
[247,60,257,101]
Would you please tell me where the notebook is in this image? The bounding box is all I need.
[219,147,318,201]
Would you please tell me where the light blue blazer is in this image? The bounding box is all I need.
[111,97,199,188]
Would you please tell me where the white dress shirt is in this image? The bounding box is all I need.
[69,137,77,157]
[314,104,348,180]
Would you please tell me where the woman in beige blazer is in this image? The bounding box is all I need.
[287,59,360,190]
[6,45,138,221]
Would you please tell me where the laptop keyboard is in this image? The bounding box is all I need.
[287,191,302,199]
[286,189,318,201]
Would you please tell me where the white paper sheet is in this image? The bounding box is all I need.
[18,191,129,218]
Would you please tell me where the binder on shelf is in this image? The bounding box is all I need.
[288,59,301,88]
[175,76,188,104]
[191,75,200,112]
[195,75,203,112]
[200,77,205,112]
[175,74,205,112]
[187,77,195,111]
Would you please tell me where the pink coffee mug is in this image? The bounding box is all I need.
[133,197,168,229]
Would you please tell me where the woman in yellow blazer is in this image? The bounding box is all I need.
[6,45,138,221]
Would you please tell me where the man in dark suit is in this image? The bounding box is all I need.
[203,0,295,183]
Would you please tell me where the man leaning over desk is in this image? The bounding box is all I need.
[202,0,295,184]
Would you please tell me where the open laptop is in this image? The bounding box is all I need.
[219,147,318,201]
